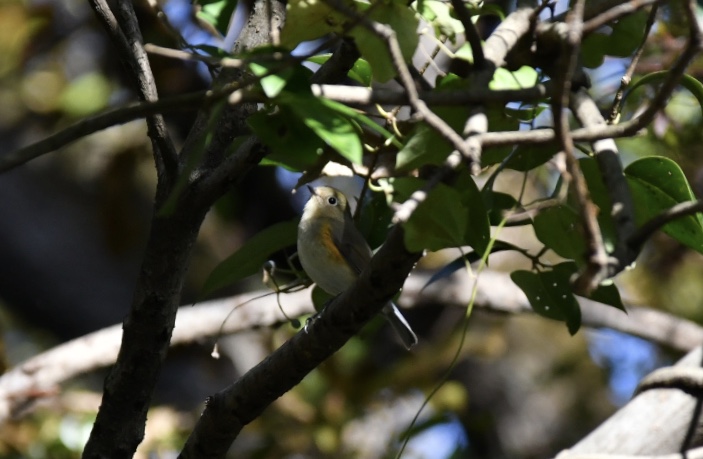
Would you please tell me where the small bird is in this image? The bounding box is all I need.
[297,185,418,349]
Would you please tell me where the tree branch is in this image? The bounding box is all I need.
[565,344,703,455]
[4,269,700,426]
[82,0,285,456]
[88,0,178,184]
[449,0,485,68]
[628,200,703,250]
[393,7,536,224]
[556,445,703,459]
[581,0,662,35]
[606,3,659,123]
[179,226,422,458]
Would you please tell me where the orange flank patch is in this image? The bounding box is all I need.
[320,221,347,265]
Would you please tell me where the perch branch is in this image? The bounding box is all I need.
[3,270,700,426]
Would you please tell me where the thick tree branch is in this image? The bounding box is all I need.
[557,445,703,459]
[570,89,637,280]
[636,367,703,396]
[82,0,284,456]
[310,38,361,84]
[179,226,422,458]
[565,345,703,455]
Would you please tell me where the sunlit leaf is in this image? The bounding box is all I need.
[249,61,294,98]
[415,0,465,42]
[196,0,237,36]
[489,66,538,91]
[60,73,111,117]
[349,0,419,82]
[280,0,344,48]
[279,93,363,164]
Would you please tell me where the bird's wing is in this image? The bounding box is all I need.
[334,214,373,275]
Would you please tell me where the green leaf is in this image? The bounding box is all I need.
[279,93,363,164]
[455,170,490,255]
[533,205,587,263]
[60,73,111,117]
[577,158,617,253]
[349,0,419,82]
[581,10,647,68]
[196,0,237,36]
[200,219,299,298]
[280,0,345,48]
[504,142,558,172]
[393,178,467,252]
[625,72,703,117]
[249,61,294,98]
[511,265,582,334]
[481,106,521,166]
[396,75,471,171]
[248,108,323,170]
[489,66,538,91]
[312,285,333,312]
[587,280,626,312]
[316,97,402,149]
[415,0,465,42]
[556,261,626,311]
[482,190,520,226]
[625,156,703,253]
[357,190,394,249]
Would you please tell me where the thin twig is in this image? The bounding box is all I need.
[0,83,551,174]
[628,200,703,250]
[552,0,610,295]
[89,0,179,182]
[144,43,246,68]
[582,0,661,35]
[607,3,659,124]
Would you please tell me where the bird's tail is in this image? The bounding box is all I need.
[382,302,418,350]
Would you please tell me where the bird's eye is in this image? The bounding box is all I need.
[327,196,338,206]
